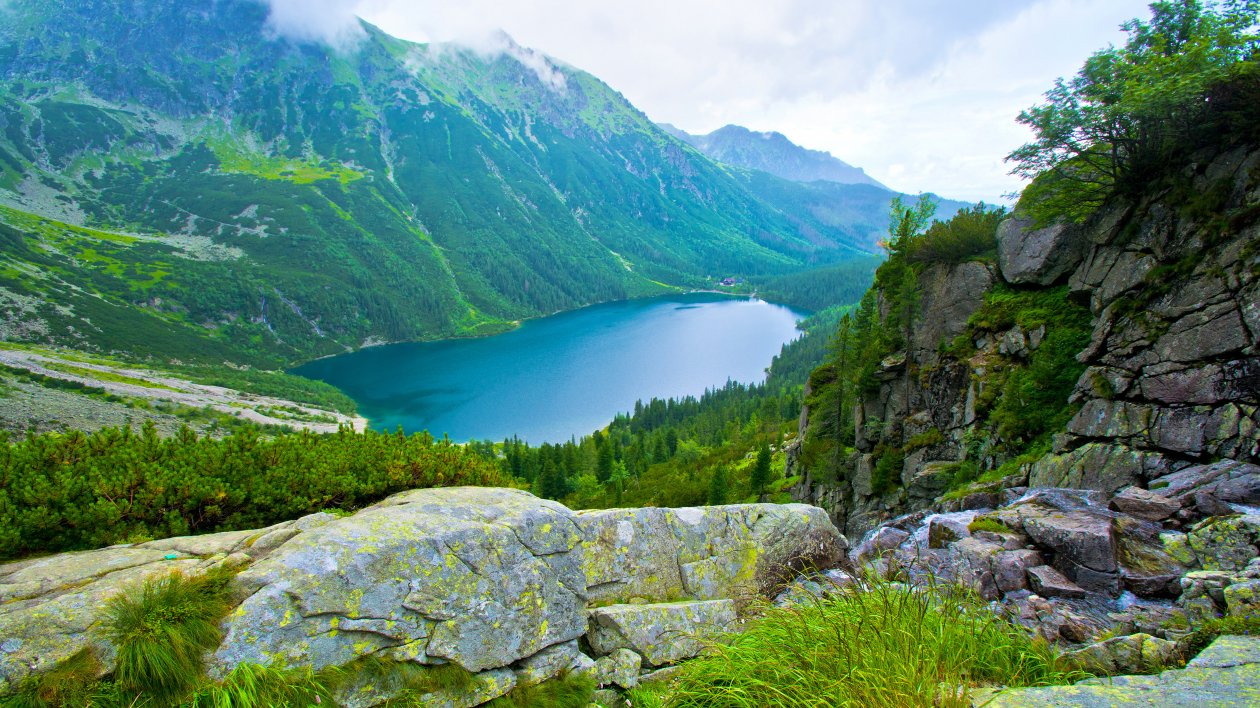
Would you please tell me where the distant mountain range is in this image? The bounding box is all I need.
[658,124,887,189]
[0,0,960,368]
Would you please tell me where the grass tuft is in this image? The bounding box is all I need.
[632,576,1081,708]
[486,669,595,708]
[101,568,235,702]
[4,648,102,708]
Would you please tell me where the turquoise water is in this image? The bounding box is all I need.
[292,293,809,443]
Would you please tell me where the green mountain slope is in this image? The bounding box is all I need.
[0,0,887,367]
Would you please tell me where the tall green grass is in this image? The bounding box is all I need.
[628,577,1081,708]
[101,569,235,701]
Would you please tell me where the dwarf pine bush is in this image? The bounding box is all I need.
[0,422,508,559]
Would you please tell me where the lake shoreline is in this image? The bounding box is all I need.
[291,294,811,444]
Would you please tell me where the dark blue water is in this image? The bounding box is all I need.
[292,294,809,443]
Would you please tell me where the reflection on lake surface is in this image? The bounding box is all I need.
[291,293,809,443]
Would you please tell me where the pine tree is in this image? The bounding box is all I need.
[707,465,729,506]
[540,458,561,500]
[653,435,668,464]
[750,444,773,496]
[665,428,679,458]
[596,440,614,482]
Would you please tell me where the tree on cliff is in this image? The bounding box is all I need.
[1008,0,1260,221]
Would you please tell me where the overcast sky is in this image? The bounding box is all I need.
[268,0,1155,203]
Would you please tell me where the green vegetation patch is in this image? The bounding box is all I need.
[968,518,1011,535]
[0,422,508,560]
[43,362,177,390]
[627,577,1081,708]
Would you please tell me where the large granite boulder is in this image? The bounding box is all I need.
[579,503,847,604]
[0,514,333,696]
[997,217,1086,286]
[0,488,847,703]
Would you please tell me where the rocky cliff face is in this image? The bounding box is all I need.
[0,487,845,705]
[791,143,1260,542]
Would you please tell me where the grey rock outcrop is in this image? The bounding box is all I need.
[980,635,1260,707]
[0,488,847,702]
[586,600,737,667]
[997,217,1086,286]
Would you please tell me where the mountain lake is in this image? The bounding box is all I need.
[291,293,810,443]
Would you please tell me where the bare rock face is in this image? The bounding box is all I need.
[912,261,998,360]
[997,217,1087,286]
[1021,506,1118,575]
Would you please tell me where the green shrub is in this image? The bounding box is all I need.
[902,204,1005,265]
[1184,613,1260,657]
[102,570,236,701]
[643,577,1080,707]
[871,447,905,495]
[904,428,943,452]
[0,422,509,560]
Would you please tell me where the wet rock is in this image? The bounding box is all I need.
[997,218,1086,286]
[1148,460,1260,514]
[1021,507,1117,574]
[994,549,1043,593]
[856,526,910,562]
[928,517,970,549]
[974,529,1031,551]
[1028,565,1088,599]
[1109,486,1180,522]
[1056,558,1122,597]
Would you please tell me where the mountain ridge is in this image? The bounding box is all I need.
[0,0,927,368]
[658,122,887,189]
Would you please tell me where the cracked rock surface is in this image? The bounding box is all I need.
[0,486,846,705]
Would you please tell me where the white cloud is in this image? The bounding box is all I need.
[262,0,368,51]
[300,0,1154,202]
